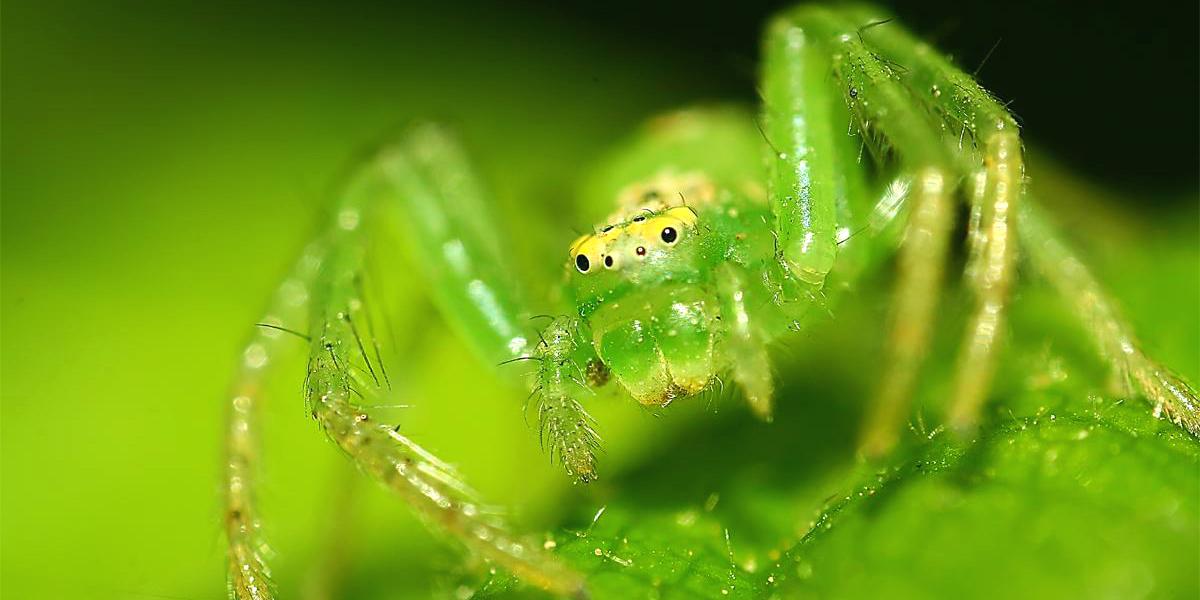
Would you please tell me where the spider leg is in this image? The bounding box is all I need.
[225,243,323,599]
[761,12,856,288]
[860,169,955,455]
[780,7,961,456]
[716,264,775,420]
[946,153,1019,434]
[1018,199,1200,435]
[529,317,603,481]
[331,127,586,595]
[224,125,587,599]
[839,4,1024,436]
[374,125,532,366]
[379,126,603,483]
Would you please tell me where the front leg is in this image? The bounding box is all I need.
[376,125,604,483]
[761,9,866,288]
[530,317,603,481]
[300,125,587,596]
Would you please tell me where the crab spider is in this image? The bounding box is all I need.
[223,4,1200,598]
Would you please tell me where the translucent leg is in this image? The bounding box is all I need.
[760,13,846,287]
[377,126,602,483]
[375,125,532,366]
[947,136,1020,434]
[860,170,955,455]
[225,243,322,600]
[1019,199,1200,435]
[306,356,584,596]
[717,264,775,421]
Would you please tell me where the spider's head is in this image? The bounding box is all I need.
[564,172,722,406]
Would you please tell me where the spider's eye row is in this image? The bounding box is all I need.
[660,226,678,244]
[575,254,590,273]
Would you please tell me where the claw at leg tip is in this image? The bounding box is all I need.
[571,465,597,485]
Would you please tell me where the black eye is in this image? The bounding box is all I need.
[575,254,590,273]
[661,227,678,244]
[604,255,614,268]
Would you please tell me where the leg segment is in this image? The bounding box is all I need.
[717,264,775,421]
[761,15,845,287]
[1019,199,1200,435]
[375,125,532,365]
[763,10,879,302]
[225,243,324,599]
[378,126,602,483]
[840,4,1025,436]
[530,317,603,481]
[860,170,956,454]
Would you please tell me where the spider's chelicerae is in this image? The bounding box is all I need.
[222,4,1199,598]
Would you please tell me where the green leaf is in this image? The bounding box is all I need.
[468,373,1198,599]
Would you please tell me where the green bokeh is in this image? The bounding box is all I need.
[3,3,1197,599]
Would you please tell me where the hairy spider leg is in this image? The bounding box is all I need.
[768,4,1197,451]
[224,125,587,599]
[328,127,586,596]
[777,6,962,456]
[1018,199,1200,435]
[841,3,1025,437]
[224,243,324,599]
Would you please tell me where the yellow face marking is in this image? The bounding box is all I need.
[569,170,714,274]
[569,199,700,274]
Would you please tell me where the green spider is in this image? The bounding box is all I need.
[222,4,1199,598]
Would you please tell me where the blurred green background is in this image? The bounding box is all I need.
[3,1,1197,599]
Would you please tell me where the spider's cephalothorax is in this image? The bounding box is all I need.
[565,172,774,406]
